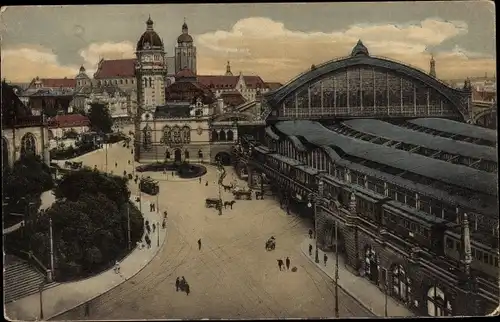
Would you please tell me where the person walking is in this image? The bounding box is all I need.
[185,283,190,296]
[277,259,284,271]
[181,276,187,290]
[152,223,156,233]
[205,181,208,186]
[114,260,120,274]
[115,162,118,168]
[324,253,328,266]
[308,229,313,239]
[199,177,202,184]
[308,244,313,256]
[197,238,202,250]
[175,277,180,292]
[285,257,291,270]
[162,219,166,229]
[128,160,131,165]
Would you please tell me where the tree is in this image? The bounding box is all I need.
[88,103,113,134]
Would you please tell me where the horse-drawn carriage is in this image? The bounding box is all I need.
[265,237,276,251]
[233,189,252,200]
[139,177,159,195]
[205,198,222,209]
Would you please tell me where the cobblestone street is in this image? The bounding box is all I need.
[53,144,373,319]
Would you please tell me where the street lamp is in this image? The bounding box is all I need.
[307,196,320,264]
[217,161,223,216]
[157,221,160,247]
[334,220,339,318]
[39,280,45,320]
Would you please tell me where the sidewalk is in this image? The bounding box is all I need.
[299,238,414,317]
[5,195,168,321]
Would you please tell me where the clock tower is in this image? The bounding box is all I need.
[134,16,167,160]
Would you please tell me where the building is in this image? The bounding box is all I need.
[47,114,90,139]
[2,81,50,169]
[232,41,498,317]
[197,62,271,102]
[28,88,75,116]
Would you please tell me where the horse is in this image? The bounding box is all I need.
[223,184,232,192]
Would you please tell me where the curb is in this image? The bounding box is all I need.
[46,199,168,321]
[299,240,377,316]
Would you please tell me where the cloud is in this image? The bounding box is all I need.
[195,17,495,82]
[1,17,495,84]
[1,41,135,82]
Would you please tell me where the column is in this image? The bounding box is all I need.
[373,67,377,110]
[426,88,430,116]
[386,72,390,115]
[359,68,363,112]
[333,75,337,109]
[308,86,312,117]
[346,69,350,114]
[295,92,299,118]
[414,84,418,116]
[400,77,404,114]
[320,81,324,115]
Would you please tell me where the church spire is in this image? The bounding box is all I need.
[182,17,188,34]
[429,54,436,78]
[225,61,233,76]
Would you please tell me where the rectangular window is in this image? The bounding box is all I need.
[495,257,498,268]
[410,222,416,231]
[446,238,453,250]
[456,241,461,251]
[483,253,489,264]
[475,249,481,260]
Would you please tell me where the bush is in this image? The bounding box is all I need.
[62,128,79,139]
[27,170,144,281]
[50,142,99,160]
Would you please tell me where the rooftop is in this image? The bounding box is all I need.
[275,120,496,196]
[408,118,497,143]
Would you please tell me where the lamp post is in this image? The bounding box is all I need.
[307,195,320,264]
[156,192,159,214]
[384,282,389,317]
[334,221,339,318]
[217,161,223,216]
[157,221,160,247]
[49,217,55,278]
[127,204,131,251]
[39,281,45,320]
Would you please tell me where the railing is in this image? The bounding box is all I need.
[20,250,52,282]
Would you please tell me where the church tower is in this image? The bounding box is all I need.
[225,61,233,76]
[175,18,197,74]
[429,54,436,78]
[135,16,167,113]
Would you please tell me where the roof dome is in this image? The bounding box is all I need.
[175,67,196,80]
[351,40,370,57]
[137,16,164,51]
[79,65,86,73]
[177,20,193,43]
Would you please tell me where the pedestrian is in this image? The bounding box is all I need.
[128,160,131,165]
[197,238,201,250]
[324,253,328,266]
[185,283,190,296]
[172,171,174,177]
[153,203,156,212]
[162,219,166,229]
[285,256,291,270]
[181,276,187,290]
[123,170,126,176]
[199,177,202,184]
[175,277,180,292]
[163,211,168,219]
[146,225,151,235]
[153,223,156,232]
[114,260,120,274]
[115,162,118,168]
[308,244,313,256]
[308,229,313,239]
[277,259,284,271]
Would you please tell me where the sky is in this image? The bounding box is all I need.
[0,2,496,84]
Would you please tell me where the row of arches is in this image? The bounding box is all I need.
[2,133,38,169]
[362,245,452,316]
[211,129,234,142]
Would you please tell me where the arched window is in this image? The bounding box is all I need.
[182,126,191,143]
[161,126,171,145]
[21,133,37,157]
[184,150,190,160]
[427,286,452,316]
[120,79,123,84]
[220,130,227,141]
[125,79,128,84]
[148,77,152,88]
[392,264,412,304]
[142,125,152,151]
[165,150,171,160]
[227,130,234,141]
[211,130,219,141]
[198,149,203,159]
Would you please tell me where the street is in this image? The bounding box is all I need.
[55,144,373,319]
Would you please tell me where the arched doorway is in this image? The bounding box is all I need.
[219,130,227,141]
[215,152,231,166]
[2,137,9,170]
[364,245,379,284]
[20,133,37,157]
[227,130,234,141]
[427,286,452,316]
[391,264,412,305]
[174,149,182,163]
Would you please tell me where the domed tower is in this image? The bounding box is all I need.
[175,18,197,75]
[135,15,167,113]
[76,65,90,89]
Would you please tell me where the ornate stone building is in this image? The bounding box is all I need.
[2,81,50,169]
[232,41,498,317]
